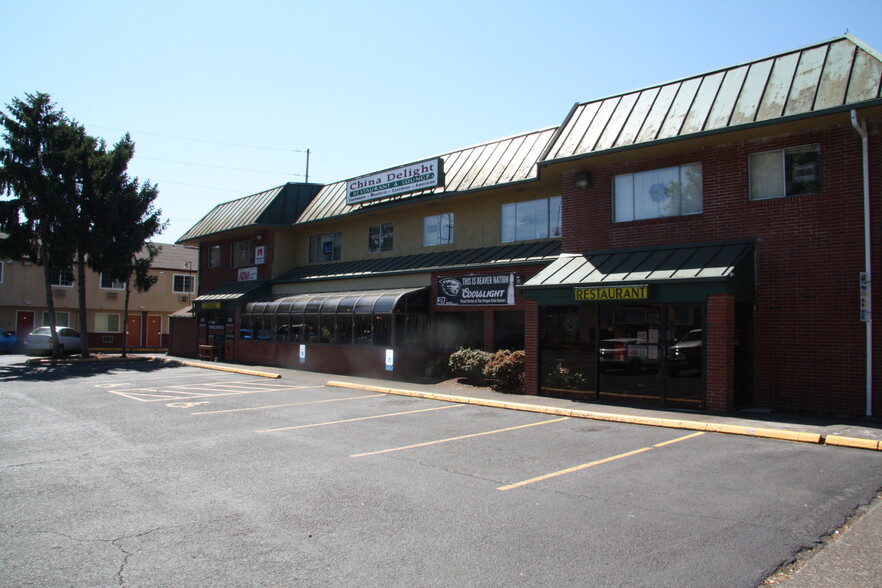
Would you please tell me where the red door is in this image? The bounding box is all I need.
[126,315,142,348]
[146,315,162,347]
[16,311,35,337]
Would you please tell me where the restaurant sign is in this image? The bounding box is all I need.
[346,158,444,205]
[437,273,516,306]
[574,285,649,301]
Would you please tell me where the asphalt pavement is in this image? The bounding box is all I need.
[21,352,882,585]
[159,354,882,587]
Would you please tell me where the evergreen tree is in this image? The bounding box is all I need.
[0,92,80,358]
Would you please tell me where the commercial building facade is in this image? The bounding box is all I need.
[176,35,881,417]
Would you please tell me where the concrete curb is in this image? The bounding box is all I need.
[326,381,881,451]
[161,357,282,379]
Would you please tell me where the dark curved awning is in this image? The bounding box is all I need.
[243,287,429,317]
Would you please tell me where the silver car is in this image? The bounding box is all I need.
[24,326,82,356]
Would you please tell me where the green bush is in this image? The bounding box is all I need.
[483,349,525,393]
[448,347,492,381]
[425,356,448,379]
[543,363,589,391]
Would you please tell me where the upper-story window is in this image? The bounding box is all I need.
[173,274,195,293]
[501,196,562,243]
[232,240,252,268]
[51,268,74,287]
[309,232,341,263]
[614,163,702,222]
[368,223,394,253]
[424,213,454,246]
[749,144,820,200]
[208,244,221,268]
[100,274,125,289]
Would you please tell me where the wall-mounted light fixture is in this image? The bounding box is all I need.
[255,234,264,241]
[574,171,592,189]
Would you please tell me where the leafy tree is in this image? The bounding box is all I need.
[92,166,166,358]
[0,92,80,358]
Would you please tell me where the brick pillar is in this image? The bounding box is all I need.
[706,294,735,413]
[483,310,495,353]
[523,304,539,396]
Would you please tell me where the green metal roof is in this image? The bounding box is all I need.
[521,242,753,289]
[543,35,882,163]
[177,183,323,243]
[194,280,270,302]
[296,127,559,224]
[274,240,561,284]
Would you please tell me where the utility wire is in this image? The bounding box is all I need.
[137,155,304,176]
[86,124,309,153]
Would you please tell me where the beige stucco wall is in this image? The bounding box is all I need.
[290,182,561,267]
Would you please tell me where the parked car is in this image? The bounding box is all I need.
[668,329,702,376]
[23,326,82,356]
[0,328,22,353]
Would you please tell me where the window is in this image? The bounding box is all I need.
[309,232,342,263]
[100,274,125,289]
[614,163,702,222]
[42,311,70,327]
[50,268,74,287]
[173,274,195,293]
[208,245,221,268]
[501,196,561,243]
[368,223,394,253]
[749,144,820,200]
[424,213,454,246]
[95,312,120,333]
[232,240,252,268]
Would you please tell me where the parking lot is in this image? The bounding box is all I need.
[2,358,882,587]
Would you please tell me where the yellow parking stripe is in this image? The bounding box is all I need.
[192,394,384,415]
[351,417,570,457]
[497,431,705,491]
[256,404,464,433]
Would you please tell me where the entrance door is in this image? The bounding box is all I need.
[146,315,162,347]
[16,311,35,338]
[597,304,703,409]
[126,315,142,348]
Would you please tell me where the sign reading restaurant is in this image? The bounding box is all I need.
[574,285,649,301]
[437,273,516,306]
[346,158,444,205]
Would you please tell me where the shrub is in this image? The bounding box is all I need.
[425,356,448,379]
[543,363,589,391]
[448,347,492,381]
[483,349,525,393]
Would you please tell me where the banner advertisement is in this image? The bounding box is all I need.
[436,273,516,306]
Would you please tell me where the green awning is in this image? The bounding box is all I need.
[519,242,754,304]
[193,280,270,311]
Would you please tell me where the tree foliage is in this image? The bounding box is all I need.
[1,92,165,358]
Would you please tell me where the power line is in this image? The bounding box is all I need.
[137,155,304,176]
[86,124,309,153]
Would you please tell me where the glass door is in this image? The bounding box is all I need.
[598,305,664,405]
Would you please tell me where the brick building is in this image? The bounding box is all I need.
[176,35,881,416]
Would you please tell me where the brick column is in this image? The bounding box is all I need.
[706,294,735,413]
[523,304,539,395]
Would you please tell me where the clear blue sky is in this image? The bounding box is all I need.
[3,0,881,241]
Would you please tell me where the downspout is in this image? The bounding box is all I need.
[850,109,873,417]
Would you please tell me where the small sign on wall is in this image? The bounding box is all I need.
[255,245,266,265]
[299,344,306,363]
[385,349,394,371]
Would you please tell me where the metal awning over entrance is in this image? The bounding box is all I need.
[193,280,270,311]
[519,242,754,304]
[244,287,429,317]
